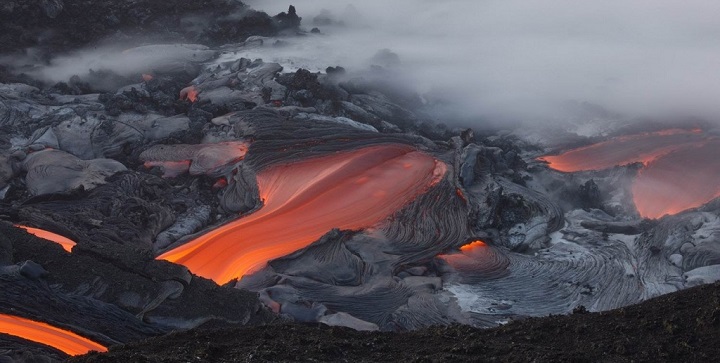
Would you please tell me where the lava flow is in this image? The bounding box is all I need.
[0,314,107,356]
[159,144,447,284]
[632,139,720,218]
[539,129,704,172]
[542,129,720,219]
[15,225,76,252]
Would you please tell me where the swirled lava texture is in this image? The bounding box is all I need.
[15,225,76,252]
[0,314,106,356]
[159,144,447,284]
[541,129,720,219]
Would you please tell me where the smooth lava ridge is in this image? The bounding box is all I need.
[15,225,76,252]
[0,314,107,356]
[540,129,720,219]
[159,144,447,284]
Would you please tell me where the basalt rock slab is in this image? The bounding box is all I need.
[22,149,126,196]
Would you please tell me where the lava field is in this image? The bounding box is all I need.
[1,1,720,362]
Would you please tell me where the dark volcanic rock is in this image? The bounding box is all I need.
[71,282,720,363]
[0,0,301,55]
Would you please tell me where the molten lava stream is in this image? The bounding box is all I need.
[15,225,76,252]
[0,314,106,356]
[159,144,447,284]
[539,129,704,172]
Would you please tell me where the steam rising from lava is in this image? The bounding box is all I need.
[0,314,106,356]
[542,129,720,219]
[245,0,720,123]
[159,144,446,284]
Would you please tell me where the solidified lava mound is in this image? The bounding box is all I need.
[72,282,720,362]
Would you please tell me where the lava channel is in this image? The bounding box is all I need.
[0,314,106,356]
[542,129,720,219]
[15,225,76,252]
[158,144,447,284]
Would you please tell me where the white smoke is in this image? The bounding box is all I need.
[244,1,720,125]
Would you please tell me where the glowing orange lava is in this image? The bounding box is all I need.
[539,129,704,172]
[460,240,487,251]
[180,86,199,102]
[159,144,447,284]
[142,74,153,81]
[15,225,76,252]
[632,139,720,218]
[542,129,720,219]
[0,314,107,356]
[438,240,509,278]
[439,241,489,269]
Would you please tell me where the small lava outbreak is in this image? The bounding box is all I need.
[180,86,199,102]
[541,129,720,218]
[15,226,76,252]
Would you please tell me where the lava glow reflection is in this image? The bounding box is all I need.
[15,225,76,252]
[159,144,447,284]
[542,129,720,219]
[0,314,106,356]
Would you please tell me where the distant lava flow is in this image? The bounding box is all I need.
[632,139,720,218]
[159,144,447,284]
[15,225,76,252]
[538,129,704,172]
[541,129,720,219]
[0,314,107,355]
